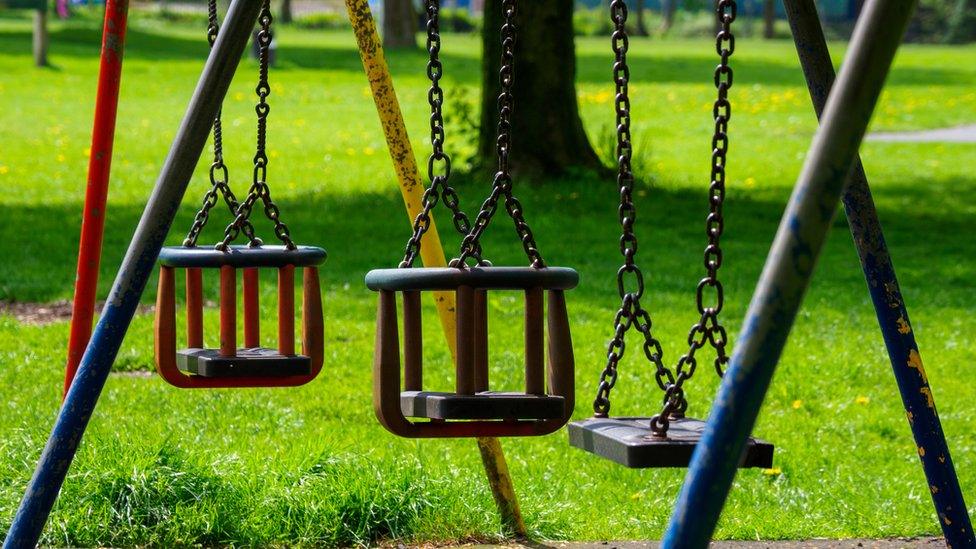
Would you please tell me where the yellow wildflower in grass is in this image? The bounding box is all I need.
[57,154,66,163]
[363,147,375,156]
[744,177,756,188]
[84,147,91,158]
[0,166,8,175]
[234,92,246,101]
[856,396,870,405]
[792,399,803,409]
[763,467,782,476]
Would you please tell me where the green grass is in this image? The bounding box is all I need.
[1,8,976,546]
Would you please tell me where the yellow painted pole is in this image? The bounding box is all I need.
[345,0,527,537]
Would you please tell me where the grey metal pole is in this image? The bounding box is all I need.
[785,0,974,544]
[661,0,918,546]
[2,1,261,546]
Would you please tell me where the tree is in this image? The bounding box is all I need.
[478,0,602,176]
[280,0,293,24]
[946,0,976,43]
[33,4,48,67]
[634,0,649,36]
[383,0,418,49]
[660,0,677,34]
[763,0,775,39]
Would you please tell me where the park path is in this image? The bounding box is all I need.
[868,124,976,143]
[460,539,944,549]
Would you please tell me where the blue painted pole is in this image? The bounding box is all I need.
[661,0,918,546]
[1,1,262,546]
[785,0,974,543]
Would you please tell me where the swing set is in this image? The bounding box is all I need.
[4,0,973,548]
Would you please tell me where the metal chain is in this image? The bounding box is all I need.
[592,0,673,419]
[183,0,257,247]
[650,0,736,436]
[455,0,545,269]
[220,0,296,250]
[400,0,480,268]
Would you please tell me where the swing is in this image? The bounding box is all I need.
[567,0,772,468]
[154,0,326,389]
[365,0,577,438]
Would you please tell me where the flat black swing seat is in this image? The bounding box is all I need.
[177,347,311,378]
[401,391,566,421]
[568,416,774,469]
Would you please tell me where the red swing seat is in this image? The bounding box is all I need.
[154,244,326,389]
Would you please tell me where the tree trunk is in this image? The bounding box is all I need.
[382,0,417,49]
[280,0,293,24]
[946,0,976,43]
[714,0,721,35]
[478,0,601,176]
[634,0,649,36]
[33,7,48,67]
[660,0,676,34]
[763,0,775,38]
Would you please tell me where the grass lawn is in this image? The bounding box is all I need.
[2,8,976,547]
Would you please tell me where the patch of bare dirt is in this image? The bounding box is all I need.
[0,300,153,326]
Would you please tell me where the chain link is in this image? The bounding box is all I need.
[220,0,296,250]
[400,0,480,268]
[589,0,736,436]
[592,0,671,419]
[649,0,736,436]
[183,0,257,248]
[455,0,544,269]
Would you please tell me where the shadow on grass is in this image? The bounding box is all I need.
[1,172,972,308]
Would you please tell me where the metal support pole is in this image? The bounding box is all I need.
[785,0,974,543]
[661,0,917,546]
[2,1,261,546]
[64,0,130,398]
[344,0,527,537]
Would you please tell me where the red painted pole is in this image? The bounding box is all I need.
[242,268,260,348]
[220,266,237,357]
[186,268,204,348]
[63,0,130,398]
[278,265,295,356]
